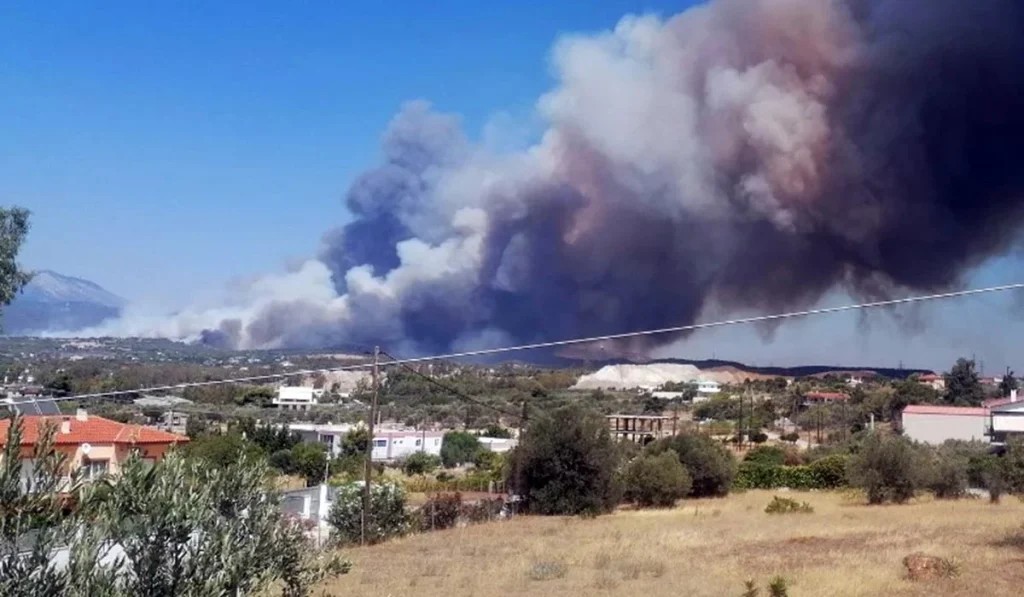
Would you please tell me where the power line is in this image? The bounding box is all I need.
[9,281,1024,408]
[379,350,522,420]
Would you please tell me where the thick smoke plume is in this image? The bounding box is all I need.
[104,0,1024,354]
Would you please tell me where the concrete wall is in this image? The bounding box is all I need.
[902,413,987,444]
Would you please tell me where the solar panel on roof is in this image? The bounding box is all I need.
[7,398,61,416]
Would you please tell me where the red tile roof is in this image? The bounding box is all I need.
[805,392,848,401]
[918,374,942,382]
[0,415,188,447]
[902,404,987,417]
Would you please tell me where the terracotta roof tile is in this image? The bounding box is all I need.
[902,404,987,416]
[0,415,188,447]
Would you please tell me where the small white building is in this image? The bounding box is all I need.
[274,386,324,410]
[288,422,356,454]
[477,436,518,453]
[696,380,721,394]
[372,431,444,462]
[901,404,988,445]
[287,423,443,462]
[989,391,1024,444]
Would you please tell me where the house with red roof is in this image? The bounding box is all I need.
[0,409,188,484]
[916,374,946,392]
[803,392,848,406]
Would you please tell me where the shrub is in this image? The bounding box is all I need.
[847,433,924,504]
[270,448,298,475]
[750,432,769,444]
[925,454,969,500]
[976,455,1008,503]
[768,576,790,597]
[416,492,462,531]
[473,449,503,474]
[512,405,621,516]
[782,450,805,466]
[291,442,329,485]
[462,497,505,523]
[440,431,482,468]
[528,561,568,581]
[808,454,848,489]
[624,449,692,508]
[781,432,800,443]
[402,451,441,476]
[328,481,410,545]
[764,496,813,515]
[741,580,760,597]
[744,446,786,466]
[735,455,849,491]
[648,432,737,497]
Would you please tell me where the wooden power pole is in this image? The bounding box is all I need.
[513,400,527,514]
[361,346,380,546]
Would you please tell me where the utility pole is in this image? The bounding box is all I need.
[513,400,527,515]
[361,346,380,546]
[737,391,743,449]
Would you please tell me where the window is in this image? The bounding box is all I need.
[373,439,387,448]
[80,459,109,482]
[415,439,422,447]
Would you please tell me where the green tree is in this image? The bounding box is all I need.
[0,207,32,329]
[480,423,512,439]
[185,431,261,468]
[269,449,298,475]
[440,431,482,468]
[623,449,692,508]
[341,427,370,457]
[647,432,737,498]
[401,451,441,476]
[0,415,348,597]
[292,442,329,485]
[944,358,985,406]
[642,393,667,414]
[328,482,409,545]
[1000,368,1018,398]
[511,405,620,516]
[848,433,925,504]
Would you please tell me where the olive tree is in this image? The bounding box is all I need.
[0,415,349,596]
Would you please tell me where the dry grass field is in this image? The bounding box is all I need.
[321,490,1024,597]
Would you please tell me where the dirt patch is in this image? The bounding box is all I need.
[903,553,960,581]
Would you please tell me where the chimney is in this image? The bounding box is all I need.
[60,420,71,434]
[76,408,88,422]
[1012,389,1018,403]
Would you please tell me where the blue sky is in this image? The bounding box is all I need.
[1,0,691,305]
[2,1,1023,370]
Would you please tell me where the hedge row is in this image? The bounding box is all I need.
[734,455,848,490]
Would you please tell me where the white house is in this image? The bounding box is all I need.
[287,423,443,462]
[273,386,324,410]
[989,391,1024,444]
[693,379,721,403]
[901,404,988,445]
[477,436,518,453]
[372,431,444,462]
[288,422,356,455]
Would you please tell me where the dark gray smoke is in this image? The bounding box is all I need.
[102,0,1024,354]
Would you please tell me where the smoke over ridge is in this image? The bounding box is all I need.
[101,0,1024,355]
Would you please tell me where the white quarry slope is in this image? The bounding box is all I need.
[573,363,706,390]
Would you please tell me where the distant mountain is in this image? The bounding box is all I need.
[1,270,125,335]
